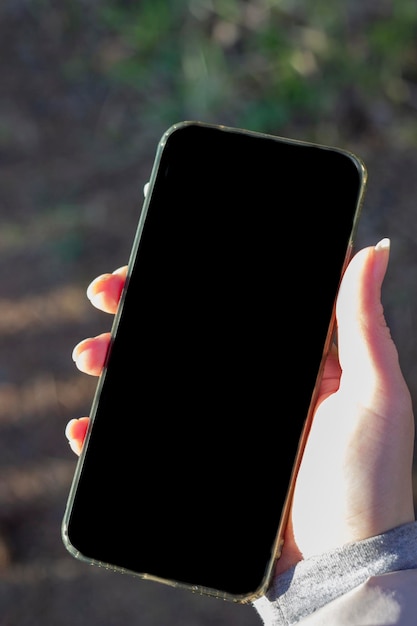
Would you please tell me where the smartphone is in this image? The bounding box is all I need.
[62,121,367,603]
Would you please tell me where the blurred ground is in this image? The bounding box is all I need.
[1,2,417,625]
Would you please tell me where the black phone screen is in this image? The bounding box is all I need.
[63,123,366,601]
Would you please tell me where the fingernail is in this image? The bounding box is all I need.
[71,340,85,362]
[375,237,390,252]
[373,238,390,283]
[86,278,101,302]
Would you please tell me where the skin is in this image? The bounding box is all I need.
[66,239,415,576]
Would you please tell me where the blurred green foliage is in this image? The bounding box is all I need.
[25,0,417,145]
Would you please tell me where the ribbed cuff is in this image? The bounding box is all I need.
[253,522,417,626]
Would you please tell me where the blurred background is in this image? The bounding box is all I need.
[1,0,417,624]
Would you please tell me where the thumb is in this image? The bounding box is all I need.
[336,238,409,410]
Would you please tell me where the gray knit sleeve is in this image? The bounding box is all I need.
[253,521,417,626]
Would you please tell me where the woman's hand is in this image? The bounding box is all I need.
[66,240,415,575]
[276,239,415,573]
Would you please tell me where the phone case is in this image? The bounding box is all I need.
[62,121,367,603]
